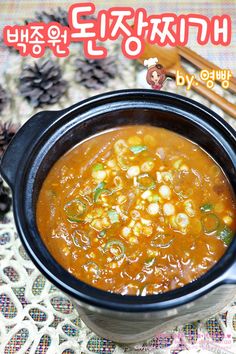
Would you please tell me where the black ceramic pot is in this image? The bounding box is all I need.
[1,89,236,343]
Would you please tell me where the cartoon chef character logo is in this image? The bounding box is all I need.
[144,57,166,90]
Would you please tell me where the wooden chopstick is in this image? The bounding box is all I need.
[167,66,236,118]
[177,46,236,94]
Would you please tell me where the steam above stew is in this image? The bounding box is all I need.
[36,126,236,295]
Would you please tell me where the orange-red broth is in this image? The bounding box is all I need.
[37,126,236,295]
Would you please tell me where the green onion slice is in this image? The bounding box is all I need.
[152,194,159,202]
[64,198,86,222]
[92,163,104,171]
[129,145,147,154]
[140,284,149,296]
[104,240,125,260]
[107,209,119,224]
[93,182,111,202]
[144,257,155,268]
[98,230,106,238]
[200,203,213,212]
[137,173,156,190]
[201,213,220,234]
[217,225,234,246]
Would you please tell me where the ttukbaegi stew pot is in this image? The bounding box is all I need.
[1,89,236,344]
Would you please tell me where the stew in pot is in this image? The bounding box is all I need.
[37,125,236,295]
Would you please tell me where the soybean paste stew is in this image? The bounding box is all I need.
[37,126,236,295]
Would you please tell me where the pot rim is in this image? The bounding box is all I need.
[3,89,236,313]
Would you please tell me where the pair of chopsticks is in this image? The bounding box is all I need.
[177,46,236,94]
[139,40,236,118]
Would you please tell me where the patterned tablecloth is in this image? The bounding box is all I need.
[0,1,236,353]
